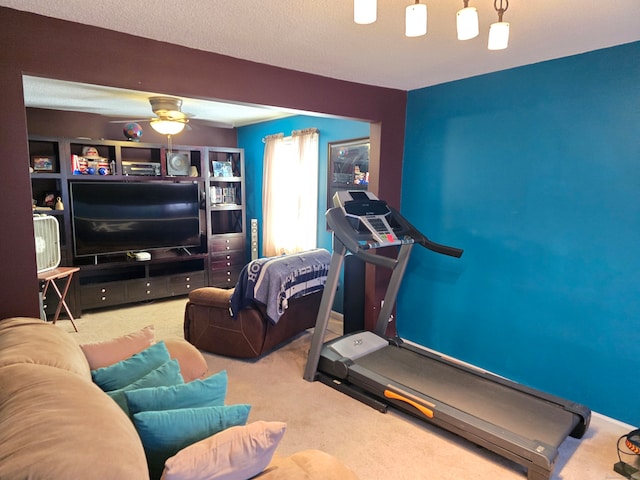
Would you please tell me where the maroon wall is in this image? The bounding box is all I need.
[0,7,406,320]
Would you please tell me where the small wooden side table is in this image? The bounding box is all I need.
[38,266,80,332]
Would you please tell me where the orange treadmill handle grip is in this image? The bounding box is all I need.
[384,389,434,419]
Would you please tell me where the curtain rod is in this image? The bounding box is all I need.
[262,128,319,143]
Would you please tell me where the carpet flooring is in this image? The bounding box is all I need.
[55,297,637,480]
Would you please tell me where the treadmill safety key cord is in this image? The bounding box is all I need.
[384,386,435,419]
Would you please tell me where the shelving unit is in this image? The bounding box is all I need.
[206,148,246,287]
[28,136,247,316]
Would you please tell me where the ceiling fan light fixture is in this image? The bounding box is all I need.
[457,2,479,40]
[405,1,427,37]
[150,118,187,135]
[354,0,377,24]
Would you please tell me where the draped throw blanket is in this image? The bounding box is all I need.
[230,249,331,324]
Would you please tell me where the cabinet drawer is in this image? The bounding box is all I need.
[169,271,205,295]
[126,279,169,299]
[209,236,245,251]
[209,266,243,287]
[210,251,245,269]
[80,283,127,308]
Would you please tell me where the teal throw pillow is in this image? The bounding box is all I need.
[134,404,251,480]
[107,359,184,415]
[92,341,171,391]
[125,370,227,416]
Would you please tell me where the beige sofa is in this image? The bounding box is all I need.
[0,317,358,480]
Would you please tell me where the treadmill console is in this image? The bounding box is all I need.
[332,191,410,249]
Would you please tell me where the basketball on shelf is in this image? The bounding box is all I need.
[123,122,143,141]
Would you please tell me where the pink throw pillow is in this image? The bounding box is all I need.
[161,421,286,480]
[80,325,155,370]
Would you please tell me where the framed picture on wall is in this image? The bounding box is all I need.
[327,138,370,214]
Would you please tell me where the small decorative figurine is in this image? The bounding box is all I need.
[123,122,143,142]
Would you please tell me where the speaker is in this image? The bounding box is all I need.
[250,219,258,260]
[167,152,190,176]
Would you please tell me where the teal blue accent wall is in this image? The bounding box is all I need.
[237,115,369,311]
[400,41,640,426]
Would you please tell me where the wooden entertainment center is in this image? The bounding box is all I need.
[29,136,247,317]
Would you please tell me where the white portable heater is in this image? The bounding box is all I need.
[33,215,61,273]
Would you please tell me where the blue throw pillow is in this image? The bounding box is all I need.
[124,370,227,416]
[107,359,184,415]
[134,404,251,480]
[92,341,171,391]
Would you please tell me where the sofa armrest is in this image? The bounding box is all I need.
[256,450,359,479]
[188,287,234,308]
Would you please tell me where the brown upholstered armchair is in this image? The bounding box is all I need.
[184,249,331,358]
[183,287,322,358]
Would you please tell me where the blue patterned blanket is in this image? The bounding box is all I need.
[230,248,331,324]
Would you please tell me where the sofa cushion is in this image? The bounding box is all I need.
[134,404,251,480]
[80,324,155,369]
[92,341,171,391]
[161,421,286,480]
[126,370,227,416]
[164,336,209,382]
[0,363,148,479]
[107,359,184,415]
[256,449,360,479]
[0,317,90,380]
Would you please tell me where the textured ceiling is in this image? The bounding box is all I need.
[2,0,639,90]
[4,1,640,125]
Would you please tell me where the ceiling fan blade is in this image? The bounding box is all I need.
[194,119,235,129]
[108,118,151,124]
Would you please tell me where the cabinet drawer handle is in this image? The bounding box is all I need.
[186,284,191,289]
[101,296,106,301]
[146,282,151,287]
[146,290,151,295]
[186,277,190,281]
[101,288,106,293]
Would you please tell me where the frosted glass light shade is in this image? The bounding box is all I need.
[456,7,479,40]
[488,21,510,50]
[354,0,377,24]
[150,119,186,135]
[405,3,427,37]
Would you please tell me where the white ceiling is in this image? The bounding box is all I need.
[5,0,640,126]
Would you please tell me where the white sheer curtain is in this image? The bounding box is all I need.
[262,128,319,257]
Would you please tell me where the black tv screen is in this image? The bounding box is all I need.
[70,181,201,257]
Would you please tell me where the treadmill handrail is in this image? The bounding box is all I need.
[326,204,464,260]
[387,207,463,258]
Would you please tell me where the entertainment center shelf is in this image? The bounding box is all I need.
[28,136,248,316]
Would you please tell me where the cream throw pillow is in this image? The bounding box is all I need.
[161,421,286,480]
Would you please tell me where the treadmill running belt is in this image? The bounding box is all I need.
[356,345,578,447]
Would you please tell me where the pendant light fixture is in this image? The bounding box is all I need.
[456,0,479,40]
[352,0,511,50]
[488,0,510,50]
[405,1,427,37]
[354,0,376,24]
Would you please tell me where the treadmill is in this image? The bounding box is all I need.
[304,191,591,480]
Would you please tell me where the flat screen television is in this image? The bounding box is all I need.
[70,181,201,257]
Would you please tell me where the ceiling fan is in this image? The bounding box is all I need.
[113,96,233,138]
